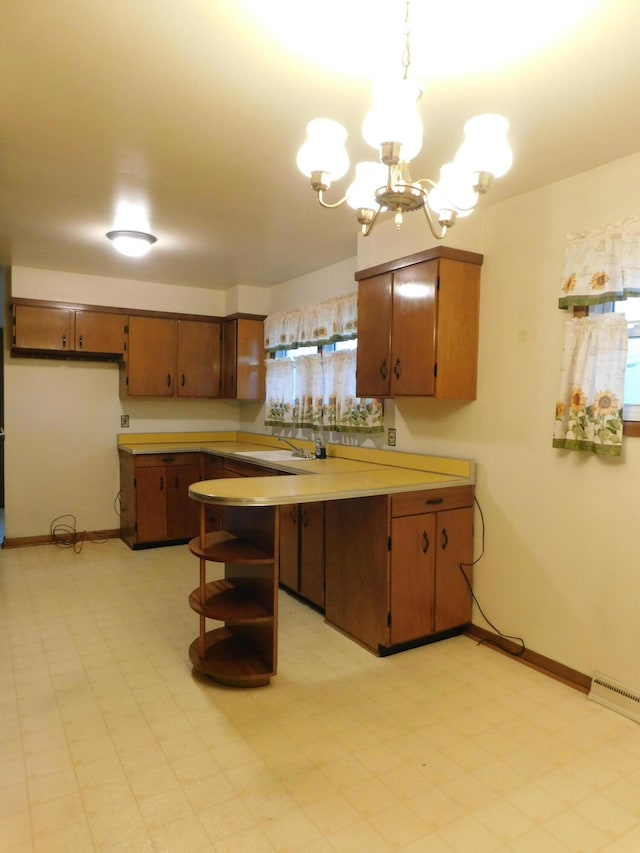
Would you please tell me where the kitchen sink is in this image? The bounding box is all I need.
[234,449,314,462]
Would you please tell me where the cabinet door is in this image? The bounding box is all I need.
[203,456,225,532]
[177,320,221,398]
[221,320,237,399]
[135,466,168,542]
[299,502,325,608]
[126,316,176,396]
[355,273,392,397]
[434,506,474,632]
[167,463,202,540]
[390,513,436,645]
[222,319,265,400]
[75,311,126,354]
[433,259,481,400]
[13,304,74,351]
[390,260,437,396]
[279,504,299,590]
[325,495,389,652]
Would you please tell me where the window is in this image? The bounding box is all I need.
[614,299,640,421]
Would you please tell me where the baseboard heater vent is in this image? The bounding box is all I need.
[588,672,640,724]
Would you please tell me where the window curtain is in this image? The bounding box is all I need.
[264,293,383,434]
[553,314,627,456]
[558,215,640,308]
[264,350,384,434]
[264,293,358,352]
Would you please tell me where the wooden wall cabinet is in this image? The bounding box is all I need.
[123,316,222,398]
[324,485,474,654]
[119,451,202,548]
[12,303,126,357]
[355,247,482,400]
[279,502,325,609]
[222,317,265,400]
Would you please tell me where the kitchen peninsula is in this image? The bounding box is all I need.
[120,432,476,687]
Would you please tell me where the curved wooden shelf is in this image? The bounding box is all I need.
[189,579,273,622]
[189,628,272,688]
[188,532,272,564]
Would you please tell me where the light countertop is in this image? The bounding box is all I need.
[118,431,474,506]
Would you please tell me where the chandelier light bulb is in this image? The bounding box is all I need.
[454,114,513,180]
[428,163,478,218]
[346,161,387,211]
[106,230,157,258]
[362,77,423,163]
[296,118,350,182]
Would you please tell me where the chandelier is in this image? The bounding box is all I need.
[296,1,512,239]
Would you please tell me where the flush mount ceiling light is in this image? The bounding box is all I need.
[106,229,157,258]
[296,0,513,239]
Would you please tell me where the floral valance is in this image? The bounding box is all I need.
[264,293,357,352]
[559,215,640,308]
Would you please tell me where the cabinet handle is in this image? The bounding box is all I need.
[62,334,67,348]
[160,476,164,491]
[181,374,186,387]
[422,531,430,554]
[441,527,449,550]
[290,507,297,524]
[393,358,401,379]
[425,497,443,505]
[379,360,388,380]
[167,374,172,387]
[78,335,83,349]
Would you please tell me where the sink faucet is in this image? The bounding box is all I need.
[278,436,309,457]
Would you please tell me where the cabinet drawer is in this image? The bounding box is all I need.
[135,452,202,468]
[391,485,473,517]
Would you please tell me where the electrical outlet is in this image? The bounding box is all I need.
[121,414,130,428]
[387,428,396,447]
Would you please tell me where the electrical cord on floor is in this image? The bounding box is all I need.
[50,514,108,553]
[457,496,526,657]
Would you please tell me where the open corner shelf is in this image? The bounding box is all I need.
[188,505,277,688]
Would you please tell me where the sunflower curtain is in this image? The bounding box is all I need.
[264,293,358,352]
[264,293,383,433]
[264,350,384,433]
[558,215,640,308]
[553,314,628,456]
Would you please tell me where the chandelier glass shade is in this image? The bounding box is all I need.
[296,2,512,239]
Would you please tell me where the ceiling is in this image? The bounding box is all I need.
[1,0,639,291]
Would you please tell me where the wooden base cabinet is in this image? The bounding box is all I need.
[355,247,482,400]
[119,451,202,548]
[325,486,474,654]
[188,504,278,687]
[279,502,325,609]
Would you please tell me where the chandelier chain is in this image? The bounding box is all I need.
[401,0,412,80]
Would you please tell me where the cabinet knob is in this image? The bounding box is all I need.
[422,531,430,554]
[441,528,449,550]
